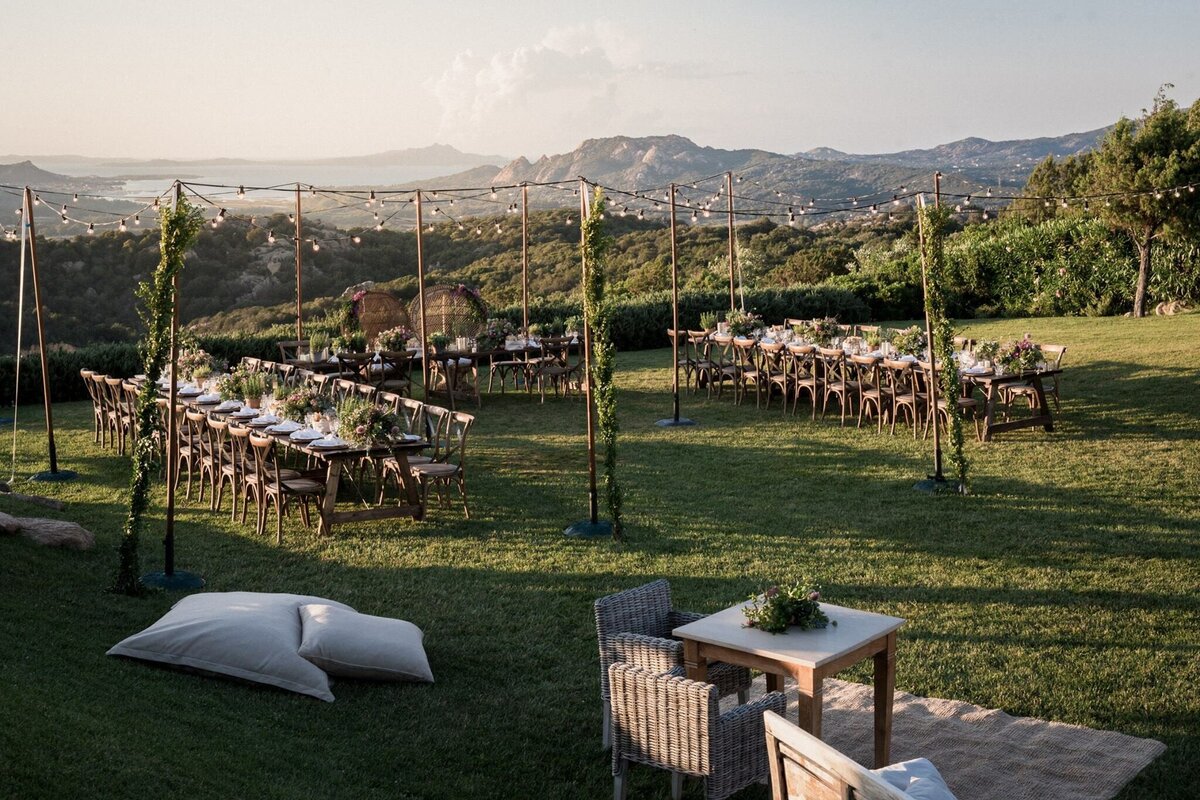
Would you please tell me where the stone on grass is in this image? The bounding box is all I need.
[13,517,95,550]
[0,510,20,535]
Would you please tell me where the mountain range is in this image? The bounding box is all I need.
[0,143,508,169]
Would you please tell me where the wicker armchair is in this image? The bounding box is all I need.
[609,663,786,800]
[595,580,752,748]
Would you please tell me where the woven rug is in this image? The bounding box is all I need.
[733,676,1165,800]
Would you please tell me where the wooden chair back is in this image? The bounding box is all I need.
[763,711,908,800]
[1041,344,1067,368]
[277,340,308,361]
[242,356,262,373]
[422,404,453,460]
[392,396,426,436]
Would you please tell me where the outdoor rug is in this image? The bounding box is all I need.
[734,675,1165,800]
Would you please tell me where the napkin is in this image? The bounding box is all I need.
[251,414,279,425]
[197,393,221,404]
[267,420,302,433]
[215,400,241,412]
[310,436,348,448]
[289,429,323,441]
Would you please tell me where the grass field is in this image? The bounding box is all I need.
[1,314,1197,799]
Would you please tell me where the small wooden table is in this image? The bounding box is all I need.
[964,368,1062,442]
[674,602,904,768]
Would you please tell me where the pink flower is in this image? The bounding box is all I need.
[808,590,820,602]
[764,586,779,599]
[1057,267,1066,276]
[1055,290,1062,298]
[355,424,366,435]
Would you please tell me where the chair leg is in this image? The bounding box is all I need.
[458,476,470,519]
[613,759,629,800]
[670,772,684,800]
[601,700,611,749]
[276,496,284,545]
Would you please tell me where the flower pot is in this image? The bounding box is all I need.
[245,396,261,409]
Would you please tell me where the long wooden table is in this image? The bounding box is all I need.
[674,601,904,768]
[964,368,1063,442]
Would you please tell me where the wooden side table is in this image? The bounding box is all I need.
[674,602,904,768]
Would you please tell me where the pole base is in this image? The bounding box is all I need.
[30,469,78,482]
[139,570,206,591]
[913,475,961,494]
[564,519,613,539]
[655,417,696,427]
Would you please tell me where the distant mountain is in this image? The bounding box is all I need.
[0,160,121,192]
[800,127,1110,184]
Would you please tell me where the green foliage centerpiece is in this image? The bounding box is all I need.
[335,396,402,447]
[743,580,829,634]
[726,308,761,337]
[111,195,204,596]
[374,325,413,352]
[279,386,329,422]
[475,318,516,352]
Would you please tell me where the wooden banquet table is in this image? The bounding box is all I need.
[674,601,905,769]
[170,390,430,535]
[962,368,1063,442]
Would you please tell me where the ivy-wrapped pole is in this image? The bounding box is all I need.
[415,191,430,401]
[579,178,599,524]
[656,183,694,427]
[725,171,737,311]
[163,183,183,578]
[23,187,73,481]
[521,182,530,331]
[294,184,304,340]
[916,194,944,483]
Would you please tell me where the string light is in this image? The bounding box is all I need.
[352,234,361,244]
[87,222,95,235]
[288,213,295,223]
[268,230,276,244]
[237,185,245,199]
[119,219,127,232]
[134,215,140,226]
[73,193,79,202]
[490,187,497,200]
[368,190,376,206]
[1155,189,1164,200]
[637,209,645,220]
[312,239,320,252]
[217,208,226,221]
[1061,198,1068,208]
[375,221,384,231]
[495,223,502,233]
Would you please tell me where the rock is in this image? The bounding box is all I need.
[14,517,95,550]
[0,510,20,535]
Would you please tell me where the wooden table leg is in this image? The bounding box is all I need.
[874,632,896,768]
[318,459,342,536]
[682,639,707,682]
[795,669,823,739]
[1033,376,1054,432]
[981,383,999,442]
[765,673,785,694]
[391,449,424,521]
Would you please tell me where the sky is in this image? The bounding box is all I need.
[6,0,1200,161]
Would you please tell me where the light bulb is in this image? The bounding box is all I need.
[892,195,900,206]
[352,235,361,244]
[1174,189,1181,198]
[808,198,815,207]
[964,195,971,205]
[1061,198,1068,208]
[73,193,79,201]
[433,207,441,215]
[475,226,482,235]
[871,204,879,214]
[458,223,465,231]
[33,195,41,206]
[495,223,502,232]
[1083,200,1090,211]
[566,216,573,225]
[60,213,67,222]
[134,214,140,225]
[490,187,497,200]
[87,222,95,234]
[368,190,376,206]
[210,218,218,228]
[237,185,245,198]
[375,222,383,231]
[954,205,963,213]
[982,210,990,220]
[312,240,320,252]
[852,197,858,206]
[311,186,317,196]
[986,188,993,197]
[1044,199,1051,208]
[268,230,276,243]
[1155,190,1163,200]
[788,213,796,226]
[637,210,645,220]
[153,197,160,208]
[217,208,226,221]
[690,210,698,224]
[119,219,127,232]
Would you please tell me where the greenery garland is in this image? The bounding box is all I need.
[918,203,969,491]
[581,188,624,540]
[110,196,203,595]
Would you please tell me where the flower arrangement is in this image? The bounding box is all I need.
[974,340,1000,363]
[332,331,366,353]
[177,346,216,382]
[807,316,841,345]
[996,338,1043,374]
[864,329,883,348]
[240,371,270,407]
[451,283,488,321]
[374,325,413,352]
[563,314,584,336]
[526,323,544,338]
[279,386,330,422]
[428,331,452,352]
[726,308,762,337]
[476,318,516,351]
[336,396,402,447]
[890,325,928,356]
[216,365,249,400]
[699,311,719,331]
[743,579,830,635]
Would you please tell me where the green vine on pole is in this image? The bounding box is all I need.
[917,203,969,491]
[110,196,203,595]
[582,188,624,540]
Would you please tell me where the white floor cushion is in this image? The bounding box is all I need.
[107,592,353,702]
[298,603,434,683]
[871,758,958,800]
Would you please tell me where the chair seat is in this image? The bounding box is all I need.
[412,463,459,478]
[281,478,325,493]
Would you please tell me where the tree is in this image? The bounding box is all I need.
[1087,87,1200,316]
[1017,153,1093,222]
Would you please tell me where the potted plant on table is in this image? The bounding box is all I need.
[307,331,331,361]
[890,325,928,357]
[279,386,330,422]
[974,340,1000,369]
[726,308,762,338]
[475,318,516,352]
[743,579,831,634]
[428,332,452,354]
[374,325,413,353]
[241,371,269,409]
[699,311,719,333]
[335,396,402,447]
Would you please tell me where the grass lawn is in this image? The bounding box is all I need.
[1,314,1197,799]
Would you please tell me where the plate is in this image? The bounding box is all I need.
[289,430,323,442]
[401,433,422,442]
[267,422,301,434]
[178,388,202,397]
[310,438,349,450]
[246,417,276,428]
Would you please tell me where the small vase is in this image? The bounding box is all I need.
[246,396,261,409]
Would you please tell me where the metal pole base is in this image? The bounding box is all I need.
[564,519,614,539]
[913,475,962,494]
[140,570,206,590]
[30,469,78,482]
[655,417,696,427]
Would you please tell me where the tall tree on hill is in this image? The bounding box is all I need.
[1087,86,1200,317]
[1018,153,1093,222]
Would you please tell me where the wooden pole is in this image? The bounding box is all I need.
[521,183,530,331]
[668,183,681,423]
[22,187,59,474]
[934,171,942,209]
[294,184,304,340]
[724,172,734,309]
[415,191,429,401]
[164,181,182,575]
[579,178,598,524]
[916,195,944,482]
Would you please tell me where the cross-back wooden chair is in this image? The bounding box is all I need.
[375,350,415,396]
[818,346,858,426]
[277,340,308,362]
[787,344,822,418]
[706,335,740,400]
[850,355,889,432]
[731,337,764,406]
[758,341,791,411]
[882,359,924,437]
[245,432,326,544]
[529,336,580,402]
[684,331,716,396]
[410,411,474,519]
